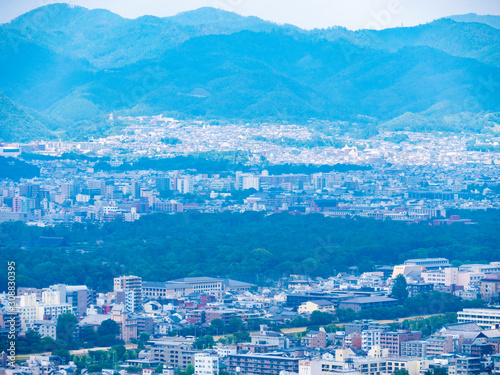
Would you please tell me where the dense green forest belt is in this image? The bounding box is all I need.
[0,209,499,291]
[93,152,371,174]
[0,156,40,181]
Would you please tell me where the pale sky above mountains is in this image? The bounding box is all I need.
[1,0,499,29]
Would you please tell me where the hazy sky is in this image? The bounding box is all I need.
[1,0,499,29]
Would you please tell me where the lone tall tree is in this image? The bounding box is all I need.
[56,312,78,344]
[391,274,409,303]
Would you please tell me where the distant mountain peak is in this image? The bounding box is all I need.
[170,6,270,26]
[3,3,124,29]
[5,3,88,26]
[444,13,500,29]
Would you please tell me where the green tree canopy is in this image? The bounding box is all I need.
[391,274,409,303]
[98,319,121,337]
[228,318,244,333]
[193,335,215,350]
[425,367,448,375]
[209,319,226,335]
[56,312,78,344]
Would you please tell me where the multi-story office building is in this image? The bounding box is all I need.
[344,320,389,335]
[150,339,196,369]
[401,340,428,358]
[177,178,194,194]
[16,288,75,332]
[454,357,481,375]
[460,263,500,274]
[380,330,422,357]
[422,268,485,287]
[425,335,458,357]
[47,284,96,316]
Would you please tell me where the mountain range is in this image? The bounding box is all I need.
[0,4,499,141]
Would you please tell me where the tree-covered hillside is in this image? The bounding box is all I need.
[0,5,499,140]
[0,93,55,142]
[0,209,498,291]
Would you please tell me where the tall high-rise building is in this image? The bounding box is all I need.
[114,275,142,312]
[177,178,194,194]
[12,196,22,213]
[61,183,76,198]
[156,177,170,192]
[131,181,141,199]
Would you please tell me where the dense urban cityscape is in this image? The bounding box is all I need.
[1,116,500,375]
[1,2,500,375]
[4,259,500,375]
[0,117,499,226]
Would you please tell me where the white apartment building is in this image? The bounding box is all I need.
[242,175,260,190]
[143,277,223,300]
[194,352,219,375]
[38,304,73,320]
[33,320,57,339]
[124,207,140,222]
[299,350,424,375]
[459,263,500,274]
[235,172,260,191]
[422,268,485,287]
[17,294,38,331]
[213,343,237,358]
[458,308,500,328]
[177,178,194,194]
[125,290,137,312]
[17,292,72,332]
[362,329,383,352]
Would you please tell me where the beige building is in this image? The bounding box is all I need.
[392,264,422,278]
[111,305,138,342]
[298,300,335,314]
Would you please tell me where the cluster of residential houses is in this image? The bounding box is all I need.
[4,258,500,375]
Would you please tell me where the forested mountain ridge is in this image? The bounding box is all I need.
[1,4,499,141]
